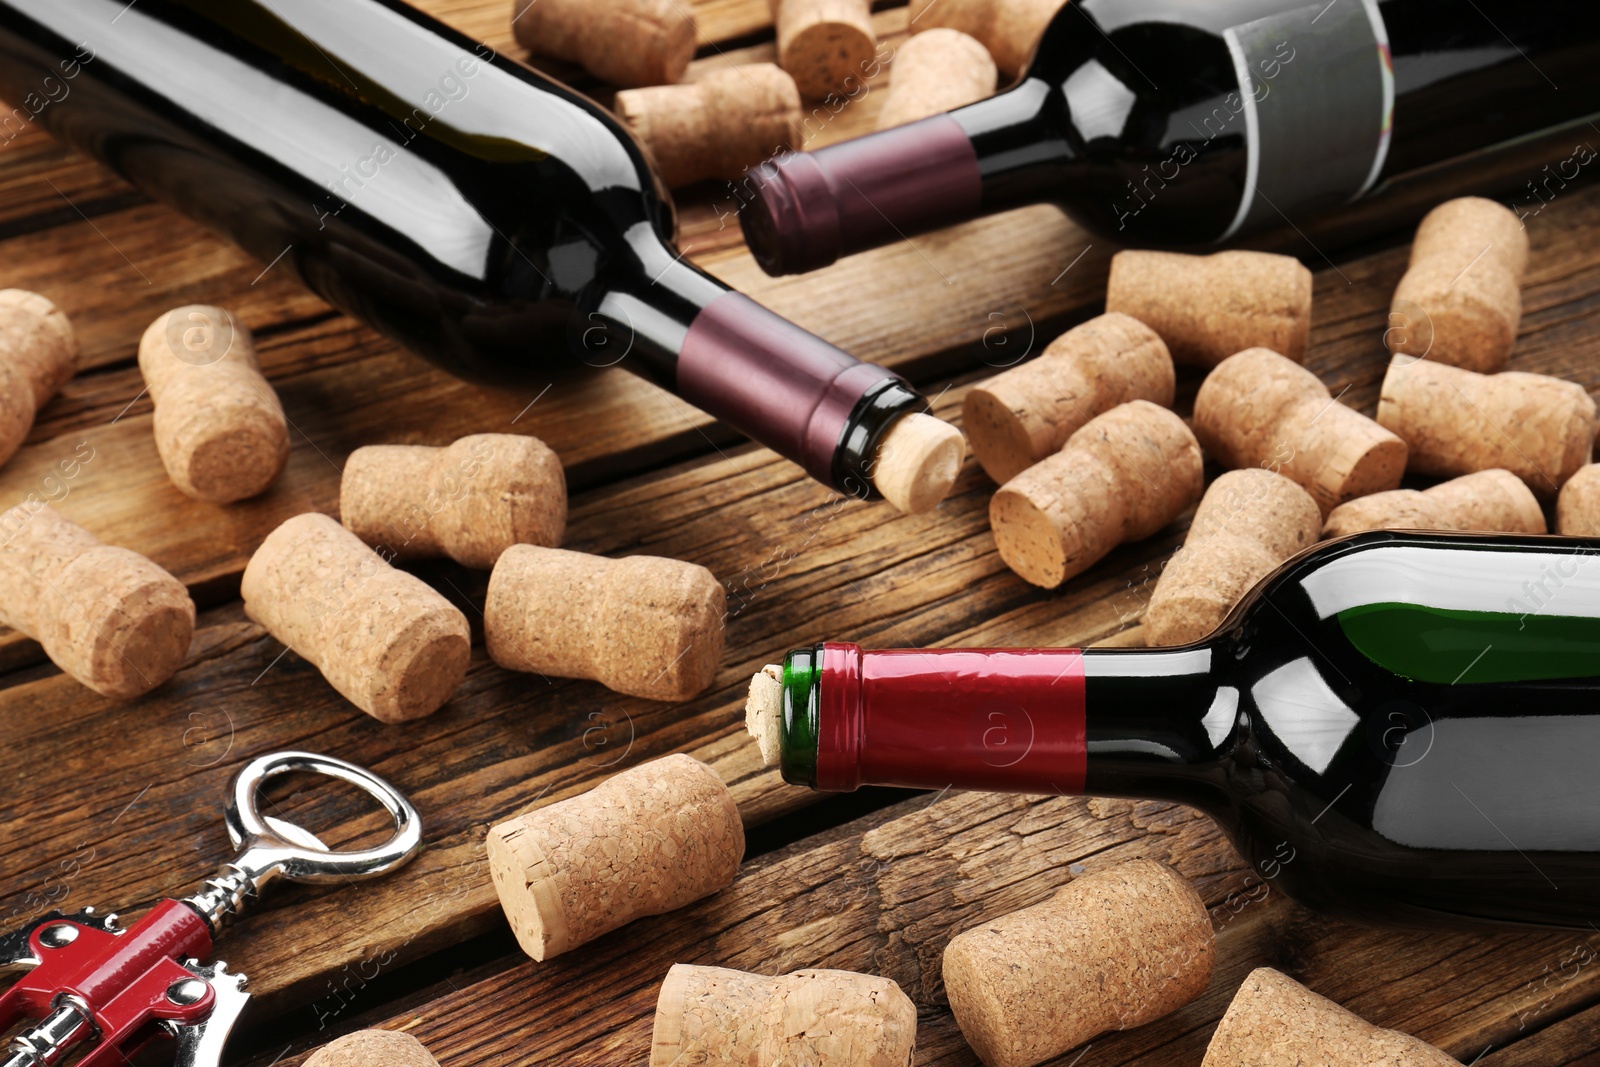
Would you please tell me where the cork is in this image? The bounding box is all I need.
[485,545,725,701]
[772,0,878,99]
[0,504,193,699]
[904,0,1064,77]
[304,1031,440,1067]
[510,0,696,88]
[745,664,784,765]
[1203,967,1456,1066]
[0,289,79,468]
[1324,469,1546,538]
[138,306,289,504]
[651,964,917,1067]
[486,754,744,962]
[1193,348,1408,515]
[239,513,470,723]
[963,312,1174,485]
[990,400,1202,589]
[1144,470,1322,646]
[1558,464,1600,535]
[1376,356,1596,498]
[871,412,966,514]
[1387,197,1529,373]
[617,64,802,188]
[1106,250,1314,368]
[340,433,566,570]
[943,859,1213,1067]
[876,29,997,130]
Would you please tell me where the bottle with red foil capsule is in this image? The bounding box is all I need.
[0,0,961,510]
[752,531,1600,929]
[741,0,1600,274]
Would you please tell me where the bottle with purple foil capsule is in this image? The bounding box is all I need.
[0,0,963,510]
[742,0,1600,274]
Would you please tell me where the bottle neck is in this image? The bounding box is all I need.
[777,642,1227,802]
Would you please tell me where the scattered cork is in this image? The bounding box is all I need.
[871,412,966,514]
[963,312,1174,485]
[943,859,1213,1067]
[618,64,802,188]
[904,0,1064,77]
[1144,470,1321,646]
[0,290,78,469]
[340,433,566,570]
[510,0,696,88]
[0,504,193,699]
[1324,469,1545,538]
[1558,464,1600,535]
[139,306,288,504]
[745,664,784,765]
[1194,348,1407,515]
[1106,250,1314,368]
[990,400,1202,589]
[1387,198,1528,373]
[305,1031,440,1067]
[1203,967,1456,1066]
[772,0,878,99]
[1377,356,1596,498]
[240,513,470,723]
[487,754,744,962]
[876,28,997,130]
[651,963,917,1067]
[486,545,725,701]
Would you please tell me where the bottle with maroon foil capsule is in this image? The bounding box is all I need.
[0,0,961,509]
[749,531,1600,928]
[742,0,1600,274]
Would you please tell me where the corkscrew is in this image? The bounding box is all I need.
[0,751,422,1067]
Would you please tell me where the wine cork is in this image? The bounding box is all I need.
[240,513,470,723]
[485,545,725,701]
[1558,464,1600,535]
[772,0,878,99]
[990,400,1202,589]
[871,412,966,514]
[963,312,1174,485]
[904,0,1064,77]
[1387,198,1529,373]
[876,29,997,130]
[1202,967,1456,1066]
[0,290,79,469]
[943,859,1213,1067]
[1324,469,1545,538]
[1194,348,1407,515]
[340,433,566,570]
[0,504,193,699]
[745,663,784,766]
[1106,250,1314,368]
[1144,470,1322,646]
[651,964,917,1067]
[487,754,744,962]
[1376,356,1596,498]
[138,306,289,504]
[510,0,696,88]
[305,1031,440,1067]
[617,64,802,188]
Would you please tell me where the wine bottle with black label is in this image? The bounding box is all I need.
[0,0,959,508]
[753,531,1600,928]
[742,0,1600,274]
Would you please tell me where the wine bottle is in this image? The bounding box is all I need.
[0,0,962,511]
[742,0,1600,274]
[748,531,1600,928]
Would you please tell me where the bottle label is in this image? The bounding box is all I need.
[1219,0,1394,239]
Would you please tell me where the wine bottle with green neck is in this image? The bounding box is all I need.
[0,0,962,511]
[748,531,1600,929]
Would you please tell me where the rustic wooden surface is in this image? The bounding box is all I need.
[0,2,1598,1065]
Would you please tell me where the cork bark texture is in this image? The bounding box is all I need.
[305,1030,441,1067]
[876,29,997,130]
[1323,468,1545,538]
[510,0,696,87]
[771,0,877,99]
[905,0,1065,76]
[0,289,78,469]
[617,64,802,188]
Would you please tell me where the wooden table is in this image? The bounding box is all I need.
[1,2,1598,1065]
